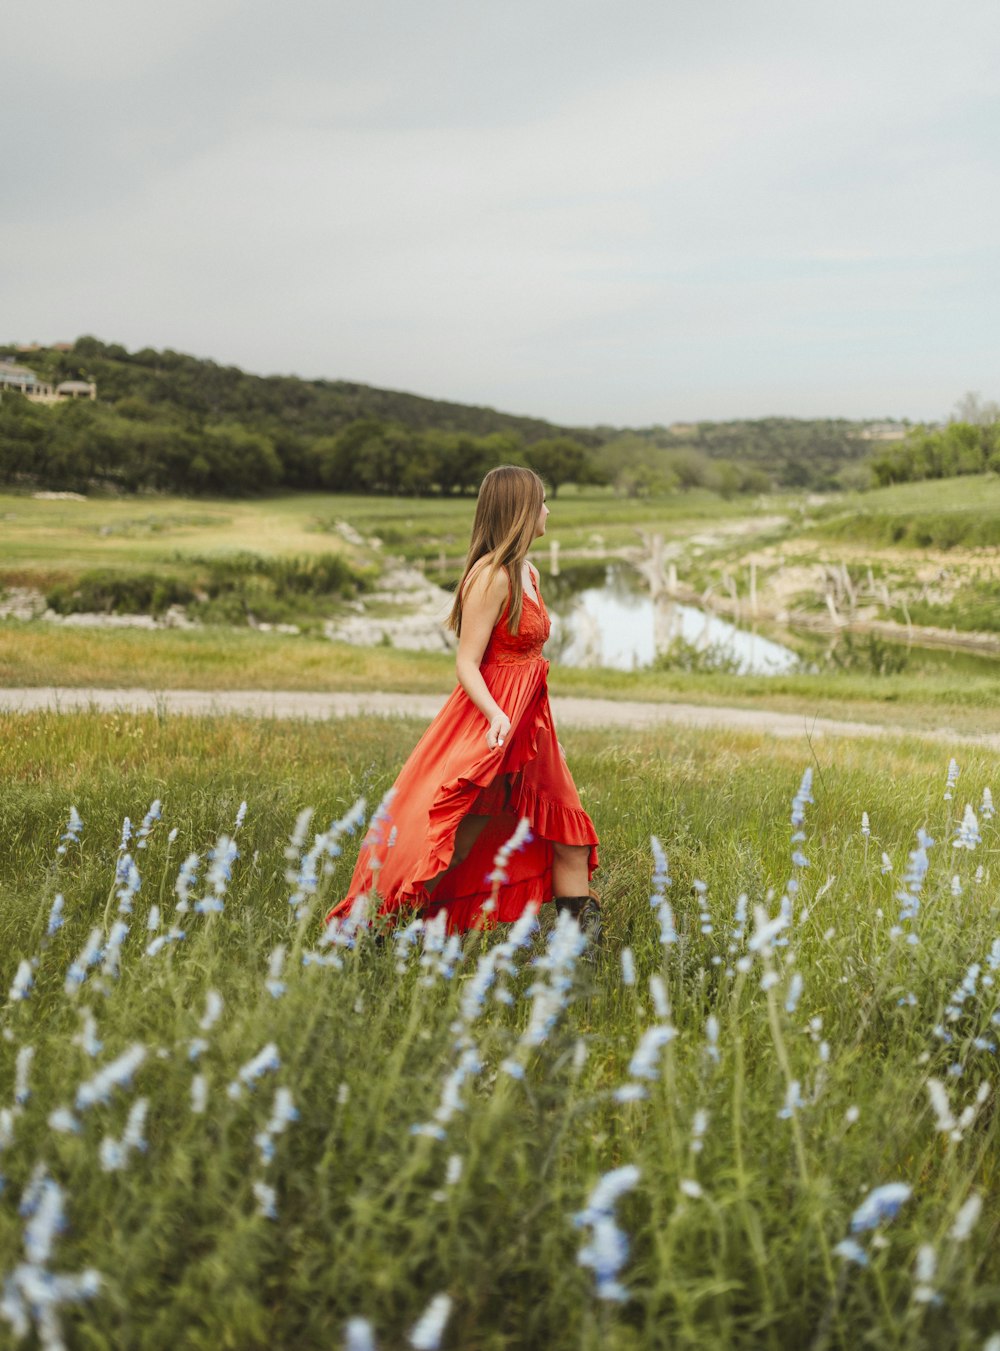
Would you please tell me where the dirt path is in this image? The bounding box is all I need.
[2,686,998,751]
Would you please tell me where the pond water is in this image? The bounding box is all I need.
[539,562,801,674]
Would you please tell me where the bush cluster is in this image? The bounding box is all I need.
[871,422,1000,487]
[44,553,369,624]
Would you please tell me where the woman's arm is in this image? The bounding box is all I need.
[456,565,511,750]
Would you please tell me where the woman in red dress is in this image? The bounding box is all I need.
[326,465,600,936]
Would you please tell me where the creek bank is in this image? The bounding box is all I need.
[0,565,457,651]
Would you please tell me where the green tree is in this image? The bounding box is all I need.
[198,424,282,493]
[523,437,591,497]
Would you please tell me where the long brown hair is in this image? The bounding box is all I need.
[447,465,545,636]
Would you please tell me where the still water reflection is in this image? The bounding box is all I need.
[540,562,800,675]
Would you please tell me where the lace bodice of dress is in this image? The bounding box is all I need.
[481,585,550,666]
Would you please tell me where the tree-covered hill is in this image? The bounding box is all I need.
[0,336,920,497]
[1,337,609,496]
[39,337,596,443]
[593,417,909,496]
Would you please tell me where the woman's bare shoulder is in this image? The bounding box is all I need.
[464,556,509,600]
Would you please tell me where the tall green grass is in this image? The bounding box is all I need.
[1,714,998,1348]
[814,510,1000,552]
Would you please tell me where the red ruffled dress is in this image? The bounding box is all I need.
[326,578,599,933]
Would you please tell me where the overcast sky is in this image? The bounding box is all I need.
[3,0,998,426]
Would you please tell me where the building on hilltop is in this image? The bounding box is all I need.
[54,379,98,401]
[0,360,52,398]
[0,358,96,403]
[854,422,908,442]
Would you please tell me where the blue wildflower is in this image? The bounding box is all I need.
[410,1043,481,1135]
[254,1086,299,1164]
[47,894,65,936]
[253,1181,278,1220]
[99,1098,148,1172]
[574,1165,640,1303]
[195,836,238,914]
[785,971,804,1015]
[850,1182,911,1232]
[790,768,813,828]
[953,804,981,851]
[266,945,287,999]
[73,1008,102,1058]
[115,854,141,914]
[8,960,34,1003]
[833,1238,868,1266]
[56,806,83,856]
[777,1080,804,1119]
[190,1074,208,1114]
[75,1044,147,1110]
[408,1293,453,1350]
[626,1024,678,1082]
[135,800,161,850]
[102,919,130,978]
[14,1047,33,1106]
[704,1014,720,1063]
[344,1318,377,1351]
[487,815,532,888]
[620,947,636,987]
[146,927,186,957]
[174,852,200,913]
[199,990,224,1030]
[227,1042,281,1100]
[48,1107,81,1135]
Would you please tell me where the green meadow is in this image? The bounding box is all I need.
[4,482,1000,735]
[2,481,1000,1346]
[0,487,755,582]
[1,712,999,1348]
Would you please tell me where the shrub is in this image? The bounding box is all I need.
[46,571,195,616]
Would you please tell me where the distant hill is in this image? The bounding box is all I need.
[0,336,913,496]
[4,336,588,445]
[628,417,909,493]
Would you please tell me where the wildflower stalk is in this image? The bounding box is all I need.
[727,970,779,1336]
[157,829,177,912]
[101,877,118,933]
[762,970,836,1293]
[290,894,318,966]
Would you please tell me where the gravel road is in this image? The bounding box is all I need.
[1,686,997,751]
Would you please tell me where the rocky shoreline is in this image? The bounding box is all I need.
[0,564,459,652]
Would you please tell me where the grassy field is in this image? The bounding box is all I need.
[0,487,761,584]
[1,711,999,1348]
[811,474,1000,523]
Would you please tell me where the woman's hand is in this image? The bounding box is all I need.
[487,711,511,750]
